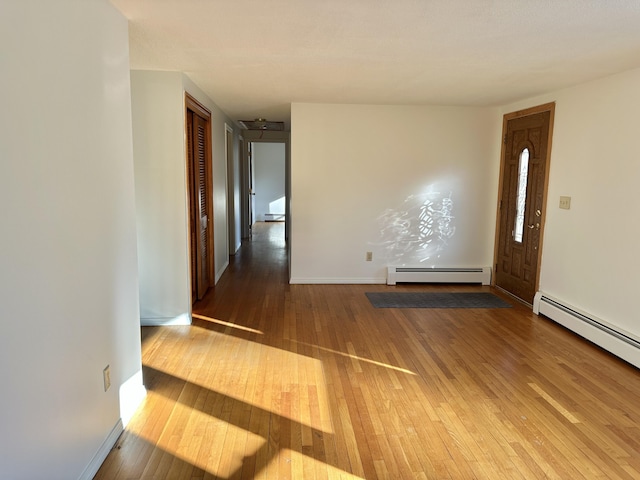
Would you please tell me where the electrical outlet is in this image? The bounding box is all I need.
[559,196,571,210]
[103,365,111,392]
[366,251,373,261]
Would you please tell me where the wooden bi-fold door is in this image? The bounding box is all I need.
[186,94,213,302]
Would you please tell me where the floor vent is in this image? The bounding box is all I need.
[387,266,491,286]
[533,292,640,369]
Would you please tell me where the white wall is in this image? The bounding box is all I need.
[0,1,143,479]
[131,71,240,326]
[253,142,286,221]
[131,71,191,324]
[290,103,500,283]
[500,68,640,340]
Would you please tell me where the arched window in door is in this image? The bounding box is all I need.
[514,147,529,243]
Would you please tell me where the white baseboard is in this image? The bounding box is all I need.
[289,277,386,284]
[387,266,491,285]
[78,419,123,480]
[141,312,191,326]
[534,292,640,369]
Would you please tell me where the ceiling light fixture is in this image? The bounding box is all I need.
[238,118,285,131]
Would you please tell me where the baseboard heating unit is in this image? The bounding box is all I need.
[533,292,640,369]
[386,266,491,286]
[264,213,285,222]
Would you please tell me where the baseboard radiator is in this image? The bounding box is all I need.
[387,266,491,286]
[533,292,640,369]
[264,213,285,222]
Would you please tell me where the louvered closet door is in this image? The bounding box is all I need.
[194,114,210,298]
[187,109,212,301]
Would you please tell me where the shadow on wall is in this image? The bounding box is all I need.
[376,187,455,264]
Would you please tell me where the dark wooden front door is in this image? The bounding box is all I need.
[495,104,554,304]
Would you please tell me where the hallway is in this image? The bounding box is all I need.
[194,221,289,318]
[96,222,640,479]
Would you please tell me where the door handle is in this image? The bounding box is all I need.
[528,223,540,230]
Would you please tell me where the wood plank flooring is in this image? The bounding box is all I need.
[95,222,640,479]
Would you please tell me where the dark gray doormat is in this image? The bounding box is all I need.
[365,292,512,309]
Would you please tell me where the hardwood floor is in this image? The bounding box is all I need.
[95,222,640,479]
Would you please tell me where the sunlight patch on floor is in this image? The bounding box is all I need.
[192,313,264,334]
[144,332,335,435]
[291,339,416,375]
[259,448,366,480]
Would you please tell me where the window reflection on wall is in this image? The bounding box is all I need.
[377,189,455,264]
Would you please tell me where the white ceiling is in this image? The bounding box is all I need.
[111,0,640,128]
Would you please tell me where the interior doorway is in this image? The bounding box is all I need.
[494,103,555,304]
[225,125,239,255]
[251,142,286,224]
[185,94,214,302]
[241,133,290,242]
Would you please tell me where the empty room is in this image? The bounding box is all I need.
[2,1,640,479]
